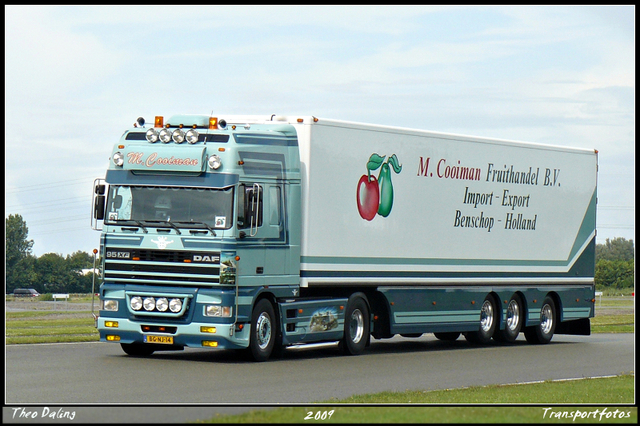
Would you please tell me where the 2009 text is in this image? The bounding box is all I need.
[304,410,335,421]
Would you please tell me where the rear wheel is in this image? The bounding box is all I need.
[524,296,556,344]
[341,293,370,355]
[464,295,497,344]
[495,294,524,343]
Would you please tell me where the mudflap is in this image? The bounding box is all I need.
[555,318,591,336]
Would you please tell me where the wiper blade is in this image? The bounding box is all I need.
[133,220,149,233]
[144,220,182,235]
[174,221,217,236]
[112,219,148,233]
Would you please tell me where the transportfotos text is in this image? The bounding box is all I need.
[542,407,632,421]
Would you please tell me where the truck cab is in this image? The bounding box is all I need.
[92,115,305,360]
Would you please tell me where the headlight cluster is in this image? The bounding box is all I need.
[102,300,119,311]
[130,296,183,313]
[205,305,233,318]
[145,128,200,144]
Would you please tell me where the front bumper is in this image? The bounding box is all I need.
[97,317,250,350]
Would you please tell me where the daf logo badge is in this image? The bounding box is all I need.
[151,236,174,249]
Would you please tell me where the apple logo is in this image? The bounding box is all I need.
[357,153,402,221]
[356,173,380,221]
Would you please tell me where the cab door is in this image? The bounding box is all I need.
[236,183,285,282]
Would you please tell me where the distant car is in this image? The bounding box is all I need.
[13,288,40,297]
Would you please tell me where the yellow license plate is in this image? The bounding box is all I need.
[144,335,173,344]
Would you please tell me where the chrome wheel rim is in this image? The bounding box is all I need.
[480,300,494,333]
[506,299,521,332]
[540,303,554,335]
[256,312,272,350]
[349,309,365,344]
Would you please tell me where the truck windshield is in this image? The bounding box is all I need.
[105,186,234,230]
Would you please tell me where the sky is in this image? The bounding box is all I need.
[4,5,635,258]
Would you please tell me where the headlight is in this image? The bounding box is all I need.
[113,152,124,167]
[185,129,199,144]
[205,305,232,317]
[145,128,159,143]
[143,297,156,311]
[103,300,119,311]
[156,297,169,312]
[169,298,182,313]
[172,129,185,144]
[208,154,222,170]
[130,296,143,311]
[159,128,172,143]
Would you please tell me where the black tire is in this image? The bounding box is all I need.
[524,296,556,345]
[341,293,370,355]
[464,294,498,344]
[249,299,277,362]
[434,332,461,341]
[495,294,524,343]
[121,343,155,357]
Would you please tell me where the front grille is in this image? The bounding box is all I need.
[105,248,221,286]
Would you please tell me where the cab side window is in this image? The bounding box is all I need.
[237,184,263,230]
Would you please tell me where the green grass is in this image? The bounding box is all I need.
[591,314,635,333]
[5,311,99,344]
[197,375,636,424]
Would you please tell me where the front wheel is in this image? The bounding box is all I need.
[121,343,155,357]
[248,299,277,362]
[340,293,370,355]
[524,296,556,344]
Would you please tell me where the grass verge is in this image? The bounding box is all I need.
[198,375,636,424]
[5,311,99,344]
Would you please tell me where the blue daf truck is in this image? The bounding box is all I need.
[92,114,598,361]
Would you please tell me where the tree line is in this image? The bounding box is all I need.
[4,213,636,294]
[5,214,98,294]
[595,236,635,290]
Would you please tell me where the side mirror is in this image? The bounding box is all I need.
[94,195,106,220]
[91,179,107,230]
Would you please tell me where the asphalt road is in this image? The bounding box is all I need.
[4,332,634,423]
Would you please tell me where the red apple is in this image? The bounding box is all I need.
[356,175,380,221]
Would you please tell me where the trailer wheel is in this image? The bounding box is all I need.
[249,299,276,362]
[434,332,460,341]
[495,294,524,343]
[524,296,556,345]
[464,295,497,344]
[121,343,155,357]
[341,293,370,355]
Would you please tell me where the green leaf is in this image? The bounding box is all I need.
[366,153,386,172]
[387,154,403,173]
